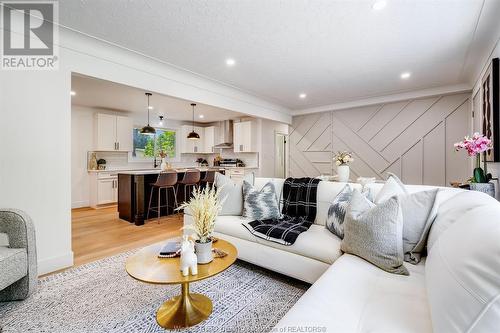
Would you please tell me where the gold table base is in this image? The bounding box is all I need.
[156,283,213,329]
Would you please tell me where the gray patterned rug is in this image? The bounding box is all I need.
[0,250,308,333]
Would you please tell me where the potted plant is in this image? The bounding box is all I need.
[178,186,224,264]
[454,133,495,197]
[334,151,354,182]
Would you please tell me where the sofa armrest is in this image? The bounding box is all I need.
[0,209,37,300]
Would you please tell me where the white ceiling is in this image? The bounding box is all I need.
[60,0,500,110]
[71,74,247,123]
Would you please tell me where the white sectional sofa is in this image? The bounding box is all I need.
[184,177,500,332]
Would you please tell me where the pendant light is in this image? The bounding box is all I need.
[187,103,200,140]
[140,92,156,135]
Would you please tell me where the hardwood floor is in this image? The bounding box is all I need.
[71,206,183,267]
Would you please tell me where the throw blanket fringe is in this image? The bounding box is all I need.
[243,178,321,245]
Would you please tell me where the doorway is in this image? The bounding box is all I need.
[274,132,287,178]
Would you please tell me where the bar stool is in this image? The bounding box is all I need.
[200,169,216,189]
[147,172,178,223]
[177,170,201,204]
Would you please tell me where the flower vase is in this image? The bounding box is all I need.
[160,158,168,171]
[337,164,350,182]
[194,240,213,264]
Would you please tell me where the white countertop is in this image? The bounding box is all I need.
[88,166,258,173]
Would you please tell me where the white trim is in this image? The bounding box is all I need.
[38,251,74,275]
[71,200,89,209]
[291,83,472,116]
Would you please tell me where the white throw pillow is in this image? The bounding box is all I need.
[374,173,408,204]
[215,172,255,216]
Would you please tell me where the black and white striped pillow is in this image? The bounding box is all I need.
[242,181,281,220]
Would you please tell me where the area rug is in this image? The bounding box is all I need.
[0,250,308,333]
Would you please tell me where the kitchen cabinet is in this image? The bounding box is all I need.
[90,172,118,207]
[226,168,258,183]
[180,125,205,153]
[233,121,257,152]
[94,113,133,151]
[203,126,216,153]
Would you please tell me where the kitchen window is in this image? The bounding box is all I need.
[132,128,177,160]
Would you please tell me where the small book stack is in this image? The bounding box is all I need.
[158,240,181,258]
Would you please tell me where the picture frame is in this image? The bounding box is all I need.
[481,57,500,162]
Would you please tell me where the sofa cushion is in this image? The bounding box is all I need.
[215,172,254,215]
[274,254,432,333]
[242,181,281,220]
[0,247,27,290]
[253,224,342,264]
[425,203,500,333]
[315,181,362,226]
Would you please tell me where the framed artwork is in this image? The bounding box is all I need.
[481,57,499,162]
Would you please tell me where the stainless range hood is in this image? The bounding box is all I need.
[214,120,234,149]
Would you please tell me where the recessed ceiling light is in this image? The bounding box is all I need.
[372,0,387,10]
[400,72,411,79]
[226,58,236,66]
[70,91,76,96]
[148,106,154,110]
[199,114,204,119]
[299,93,307,99]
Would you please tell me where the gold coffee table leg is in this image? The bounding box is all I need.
[156,282,213,329]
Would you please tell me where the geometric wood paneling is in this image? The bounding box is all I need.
[290,92,472,186]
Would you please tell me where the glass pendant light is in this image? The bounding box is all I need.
[187,103,200,140]
[140,92,156,135]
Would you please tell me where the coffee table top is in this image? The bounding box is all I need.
[126,238,238,284]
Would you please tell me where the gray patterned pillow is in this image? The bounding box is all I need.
[341,189,409,275]
[326,185,371,239]
[242,181,281,220]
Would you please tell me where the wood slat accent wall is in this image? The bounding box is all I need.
[290,92,471,186]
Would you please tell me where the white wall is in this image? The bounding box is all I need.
[290,92,472,186]
[0,25,291,275]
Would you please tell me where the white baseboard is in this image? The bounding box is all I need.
[72,200,89,209]
[38,251,74,275]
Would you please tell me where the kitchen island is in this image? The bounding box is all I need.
[117,168,224,225]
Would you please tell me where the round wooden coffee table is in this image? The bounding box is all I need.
[125,239,237,329]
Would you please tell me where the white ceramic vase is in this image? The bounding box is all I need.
[160,158,168,171]
[194,240,213,264]
[337,164,350,182]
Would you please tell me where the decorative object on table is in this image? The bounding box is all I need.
[157,239,181,258]
[140,92,156,135]
[178,185,225,264]
[97,159,106,170]
[158,150,168,171]
[242,180,281,220]
[212,247,228,258]
[88,152,98,170]
[334,151,354,182]
[454,133,495,197]
[242,178,321,245]
[187,103,200,140]
[481,57,499,162]
[196,157,208,167]
[179,236,198,276]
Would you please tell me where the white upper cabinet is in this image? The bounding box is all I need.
[203,126,216,153]
[234,121,256,152]
[181,125,205,153]
[94,113,133,151]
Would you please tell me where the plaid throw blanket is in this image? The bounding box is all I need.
[243,178,321,245]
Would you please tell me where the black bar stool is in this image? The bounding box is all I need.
[178,170,201,204]
[200,169,216,189]
[147,172,178,223]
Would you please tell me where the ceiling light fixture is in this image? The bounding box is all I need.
[199,114,205,119]
[187,103,200,140]
[159,115,164,127]
[400,72,411,79]
[140,93,156,135]
[372,0,387,10]
[70,91,76,96]
[148,106,154,110]
[226,58,236,66]
[299,93,307,99]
